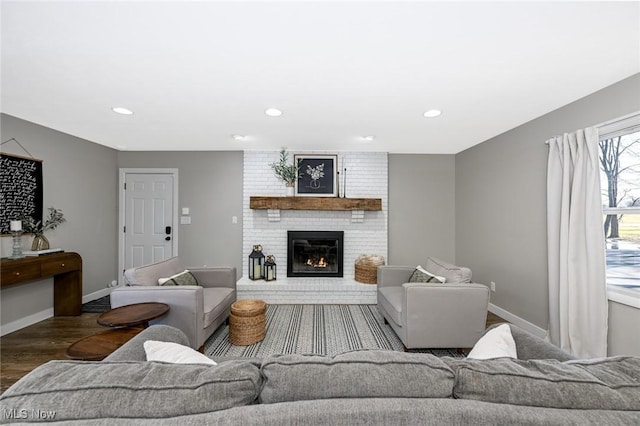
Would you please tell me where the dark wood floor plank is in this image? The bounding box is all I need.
[1,313,104,394]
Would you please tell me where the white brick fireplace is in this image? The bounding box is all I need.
[238,150,388,304]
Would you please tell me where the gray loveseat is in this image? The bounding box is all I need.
[2,324,639,425]
[111,257,236,349]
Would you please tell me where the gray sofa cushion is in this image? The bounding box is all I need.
[452,356,640,410]
[203,287,235,327]
[260,350,454,404]
[157,398,640,426]
[489,323,576,361]
[0,360,262,421]
[377,286,403,325]
[425,257,472,283]
[104,324,190,362]
[125,257,184,286]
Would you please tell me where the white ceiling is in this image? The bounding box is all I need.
[1,1,639,154]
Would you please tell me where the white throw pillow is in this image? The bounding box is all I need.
[412,265,447,283]
[408,265,447,284]
[144,340,217,365]
[467,324,517,360]
[158,270,199,286]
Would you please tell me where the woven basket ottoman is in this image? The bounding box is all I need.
[354,254,385,284]
[229,299,267,346]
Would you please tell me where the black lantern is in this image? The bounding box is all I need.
[264,255,277,281]
[248,244,265,280]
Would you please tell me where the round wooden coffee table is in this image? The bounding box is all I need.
[66,302,169,361]
[229,299,267,346]
[97,302,169,328]
[66,328,142,361]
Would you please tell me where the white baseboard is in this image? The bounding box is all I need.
[1,288,112,337]
[489,303,547,339]
[82,287,112,304]
[1,308,54,337]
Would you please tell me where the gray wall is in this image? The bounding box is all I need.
[608,301,640,356]
[1,114,119,327]
[119,152,453,277]
[455,74,640,354]
[117,151,243,274]
[388,154,456,265]
[1,119,244,330]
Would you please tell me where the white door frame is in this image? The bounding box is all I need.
[118,168,179,286]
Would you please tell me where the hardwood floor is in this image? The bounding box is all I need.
[485,311,506,328]
[1,313,105,394]
[0,310,506,394]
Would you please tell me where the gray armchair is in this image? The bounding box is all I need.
[377,257,489,349]
[111,257,236,349]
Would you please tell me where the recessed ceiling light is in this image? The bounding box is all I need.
[265,108,283,117]
[112,107,134,115]
[361,135,375,141]
[423,109,442,118]
[232,134,247,141]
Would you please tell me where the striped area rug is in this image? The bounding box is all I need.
[204,304,463,358]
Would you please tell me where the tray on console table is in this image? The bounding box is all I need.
[1,252,83,316]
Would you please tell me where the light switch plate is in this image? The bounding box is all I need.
[180,216,191,225]
[182,207,190,215]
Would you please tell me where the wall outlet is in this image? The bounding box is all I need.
[490,281,496,292]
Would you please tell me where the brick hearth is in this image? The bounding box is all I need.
[236,276,377,304]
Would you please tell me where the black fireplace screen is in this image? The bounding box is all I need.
[287,231,344,277]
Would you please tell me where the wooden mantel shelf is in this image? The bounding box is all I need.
[250,196,382,211]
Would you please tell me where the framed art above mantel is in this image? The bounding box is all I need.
[294,154,338,197]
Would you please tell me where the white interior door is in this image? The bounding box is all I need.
[119,170,178,279]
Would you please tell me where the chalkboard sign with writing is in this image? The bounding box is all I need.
[0,154,43,235]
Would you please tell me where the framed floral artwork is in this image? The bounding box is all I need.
[294,154,338,197]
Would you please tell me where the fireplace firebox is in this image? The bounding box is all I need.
[287,231,344,277]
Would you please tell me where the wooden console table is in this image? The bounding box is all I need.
[1,252,83,316]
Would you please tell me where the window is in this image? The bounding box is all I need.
[599,113,640,308]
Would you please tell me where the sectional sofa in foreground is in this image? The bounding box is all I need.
[1,324,638,425]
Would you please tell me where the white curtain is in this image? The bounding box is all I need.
[547,127,608,358]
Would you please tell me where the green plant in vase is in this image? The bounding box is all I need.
[270,148,301,196]
[21,207,66,250]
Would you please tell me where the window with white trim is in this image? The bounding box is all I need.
[599,112,640,307]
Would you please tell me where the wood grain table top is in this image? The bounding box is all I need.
[97,302,170,328]
[65,327,142,361]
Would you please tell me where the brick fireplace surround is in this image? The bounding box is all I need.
[238,151,388,304]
